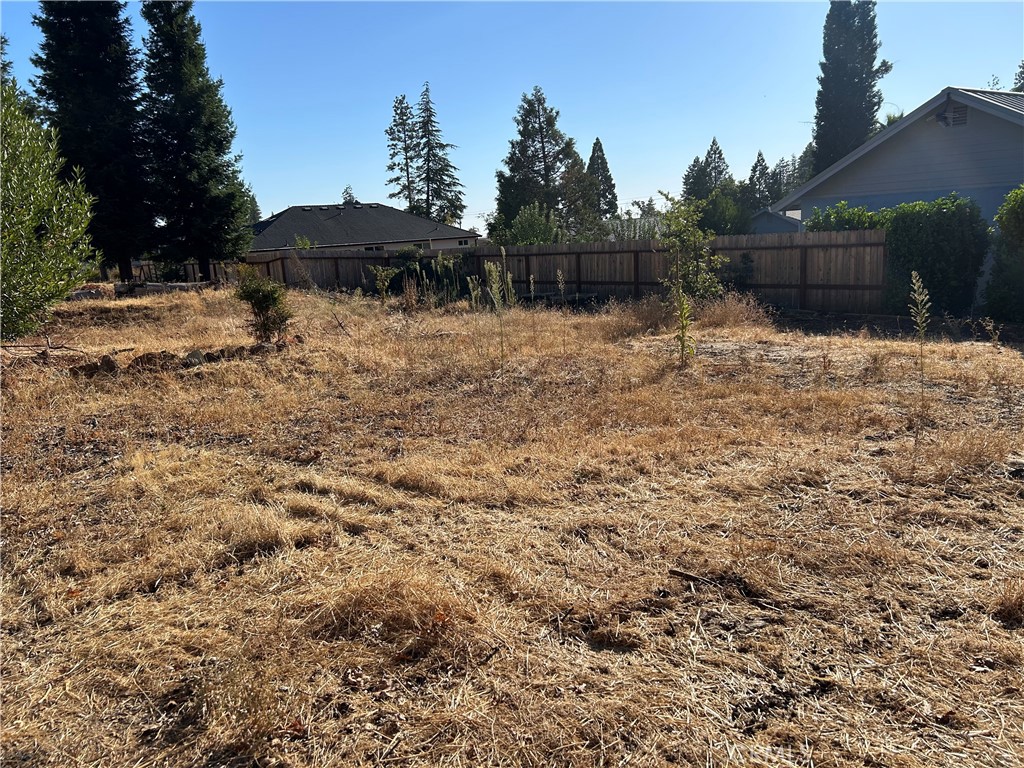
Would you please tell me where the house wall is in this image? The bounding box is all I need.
[800,104,1024,223]
[750,212,801,234]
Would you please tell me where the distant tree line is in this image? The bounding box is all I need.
[11,0,255,283]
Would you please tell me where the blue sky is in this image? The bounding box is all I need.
[1,1,1021,234]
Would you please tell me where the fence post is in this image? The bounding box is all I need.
[799,245,808,310]
[633,250,641,298]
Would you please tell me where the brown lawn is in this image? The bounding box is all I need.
[1,290,1022,767]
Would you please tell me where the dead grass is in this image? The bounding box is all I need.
[2,288,1023,767]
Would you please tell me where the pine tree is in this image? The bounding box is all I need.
[385,94,420,213]
[31,2,151,282]
[415,82,465,224]
[586,137,617,218]
[1012,60,1024,93]
[745,151,772,211]
[683,138,731,201]
[141,0,251,281]
[560,150,605,242]
[703,138,730,189]
[682,155,710,201]
[812,0,892,174]
[341,185,358,204]
[495,86,575,227]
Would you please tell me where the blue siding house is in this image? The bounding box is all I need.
[772,87,1024,225]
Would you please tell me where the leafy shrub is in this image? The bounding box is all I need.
[0,81,94,340]
[883,194,988,315]
[234,265,293,343]
[806,194,989,315]
[984,185,1024,322]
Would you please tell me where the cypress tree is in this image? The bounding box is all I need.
[141,0,250,281]
[812,0,892,174]
[586,138,618,218]
[415,82,465,224]
[495,86,574,228]
[31,2,151,282]
[385,94,420,213]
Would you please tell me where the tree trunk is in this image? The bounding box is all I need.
[197,255,211,283]
[117,256,133,283]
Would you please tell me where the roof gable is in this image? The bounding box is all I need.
[771,87,1024,213]
[251,203,479,251]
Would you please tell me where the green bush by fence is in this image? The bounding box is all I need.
[984,185,1024,323]
[806,193,989,315]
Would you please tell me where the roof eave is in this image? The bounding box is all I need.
[770,88,956,213]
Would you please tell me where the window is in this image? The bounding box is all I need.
[363,245,384,252]
[458,239,469,246]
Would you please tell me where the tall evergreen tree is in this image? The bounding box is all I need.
[682,155,710,201]
[560,149,605,242]
[1012,60,1024,93]
[141,0,251,281]
[586,137,617,218]
[683,138,731,201]
[702,138,730,189]
[745,151,772,211]
[811,0,892,174]
[385,94,419,213]
[495,86,575,229]
[31,2,151,282]
[415,82,465,224]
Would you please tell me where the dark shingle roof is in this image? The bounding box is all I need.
[250,203,479,251]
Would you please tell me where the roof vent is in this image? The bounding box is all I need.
[320,206,329,210]
[302,206,312,211]
[336,206,343,209]
[369,204,379,208]
[353,204,363,208]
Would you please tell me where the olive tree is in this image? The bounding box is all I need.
[1,81,94,340]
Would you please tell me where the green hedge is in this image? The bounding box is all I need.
[983,185,1024,323]
[806,194,989,315]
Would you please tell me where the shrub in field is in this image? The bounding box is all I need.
[0,81,94,340]
[984,185,1024,323]
[234,265,293,343]
[658,192,721,365]
[695,291,773,329]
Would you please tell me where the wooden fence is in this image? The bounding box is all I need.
[244,241,672,302]
[142,230,888,313]
[712,230,887,313]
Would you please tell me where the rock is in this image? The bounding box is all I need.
[69,354,119,378]
[249,343,274,356]
[182,349,207,368]
[128,350,179,371]
[69,289,105,301]
[223,345,248,360]
[204,350,224,363]
[69,361,101,378]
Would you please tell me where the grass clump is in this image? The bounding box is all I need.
[234,265,293,343]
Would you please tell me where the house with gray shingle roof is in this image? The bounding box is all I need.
[250,203,480,253]
[772,87,1024,225]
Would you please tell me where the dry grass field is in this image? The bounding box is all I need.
[2,289,1022,767]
